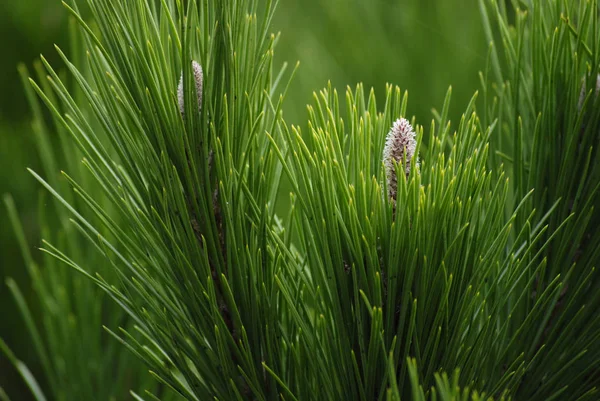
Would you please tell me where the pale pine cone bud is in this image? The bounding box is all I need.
[578,73,600,111]
[383,118,417,202]
[177,60,203,116]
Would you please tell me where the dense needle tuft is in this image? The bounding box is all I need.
[383,118,417,201]
[178,60,204,116]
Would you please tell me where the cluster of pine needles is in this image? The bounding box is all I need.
[1,0,599,400]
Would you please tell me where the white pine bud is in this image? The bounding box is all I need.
[177,60,203,116]
[578,73,600,111]
[383,118,417,202]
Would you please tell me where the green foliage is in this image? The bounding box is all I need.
[17,0,294,399]
[2,0,599,400]
[403,358,507,401]
[480,0,600,399]
[1,20,174,401]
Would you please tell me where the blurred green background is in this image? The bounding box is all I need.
[0,0,485,398]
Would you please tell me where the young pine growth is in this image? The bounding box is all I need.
[177,60,203,115]
[6,0,599,400]
[383,117,417,201]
